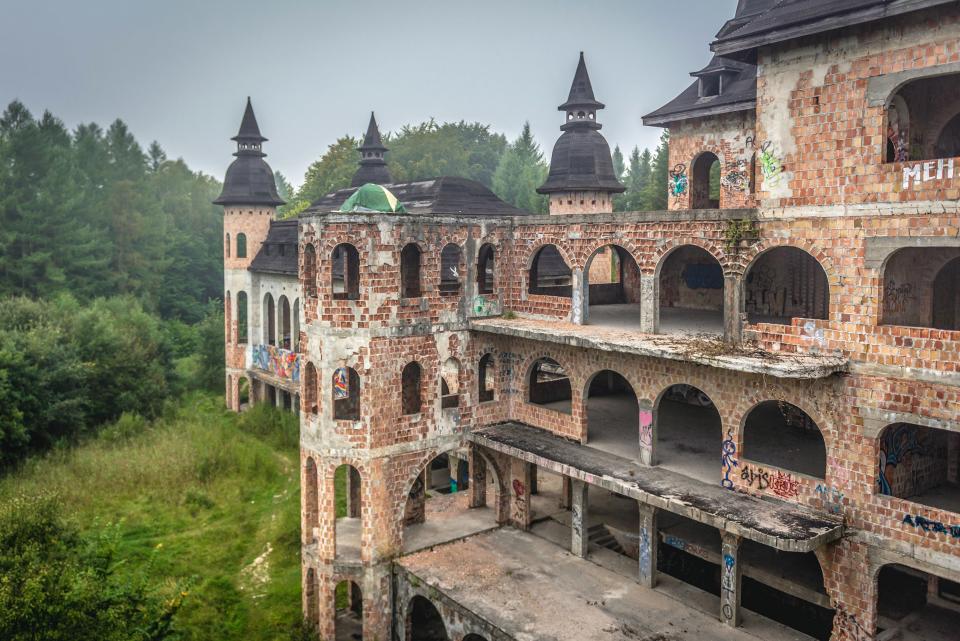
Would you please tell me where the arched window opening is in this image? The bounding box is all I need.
[263,293,275,345]
[225,233,231,258]
[333,367,360,420]
[885,73,960,162]
[303,243,317,298]
[584,244,643,328]
[401,361,423,415]
[400,243,422,298]
[441,358,461,409]
[304,363,318,415]
[585,371,639,459]
[881,247,960,329]
[439,244,462,296]
[305,568,318,627]
[478,353,495,403]
[335,580,363,640]
[878,423,959,512]
[528,245,572,297]
[477,244,496,295]
[655,384,722,483]
[408,596,449,641]
[334,464,362,559]
[332,243,360,300]
[657,245,724,335]
[236,232,247,258]
[878,565,960,639]
[745,247,829,325]
[236,291,249,344]
[691,152,721,209]
[528,358,571,414]
[238,377,250,408]
[743,401,825,478]
[225,291,232,344]
[278,295,291,350]
[304,457,318,537]
[292,298,300,351]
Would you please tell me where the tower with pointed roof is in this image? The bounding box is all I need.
[216,97,286,411]
[538,52,624,214]
[351,112,392,187]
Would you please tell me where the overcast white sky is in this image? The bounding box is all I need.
[0,0,737,188]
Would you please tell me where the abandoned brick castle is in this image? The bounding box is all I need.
[216,2,960,639]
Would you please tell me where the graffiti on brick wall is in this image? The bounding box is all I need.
[833,604,871,641]
[877,424,925,495]
[802,320,826,347]
[903,514,960,539]
[721,552,737,622]
[882,280,914,315]
[669,164,688,201]
[252,344,301,382]
[720,159,750,193]
[901,158,955,190]
[639,410,653,448]
[815,484,845,515]
[758,141,784,188]
[681,262,724,290]
[721,431,739,489]
[512,478,527,524]
[740,464,801,498]
[472,295,498,316]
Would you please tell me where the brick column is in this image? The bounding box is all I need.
[720,532,743,627]
[638,503,658,588]
[510,458,532,530]
[639,400,656,465]
[640,274,657,333]
[571,479,589,558]
[723,274,743,345]
[468,448,487,509]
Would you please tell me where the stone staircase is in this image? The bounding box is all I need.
[587,523,625,555]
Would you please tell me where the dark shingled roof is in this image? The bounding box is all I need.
[249,219,299,276]
[306,176,526,217]
[538,53,624,195]
[712,0,954,57]
[642,54,758,126]
[214,98,285,207]
[351,112,392,187]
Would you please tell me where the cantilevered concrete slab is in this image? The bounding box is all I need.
[397,528,815,641]
[470,422,843,552]
[470,317,847,379]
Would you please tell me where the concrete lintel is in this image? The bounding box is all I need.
[469,424,843,553]
[863,235,960,269]
[866,60,960,107]
[247,368,300,393]
[470,318,848,380]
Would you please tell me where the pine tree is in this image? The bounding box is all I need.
[642,131,670,210]
[492,122,548,213]
[147,141,166,172]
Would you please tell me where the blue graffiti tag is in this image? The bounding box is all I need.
[878,424,925,495]
[903,514,960,539]
[721,430,739,489]
[682,263,724,290]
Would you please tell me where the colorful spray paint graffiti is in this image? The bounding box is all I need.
[252,344,301,382]
[758,141,784,188]
[883,280,914,315]
[721,431,739,490]
[639,409,653,447]
[669,164,688,202]
[720,159,750,193]
[901,158,955,189]
[903,514,960,539]
[833,604,871,641]
[877,424,925,495]
[740,464,801,498]
[815,484,845,515]
[333,367,350,399]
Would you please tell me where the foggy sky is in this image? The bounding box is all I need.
[1,0,737,187]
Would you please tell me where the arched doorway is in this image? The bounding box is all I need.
[743,401,826,478]
[690,152,720,209]
[528,245,572,297]
[335,579,363,640]
[408,596,449,641]
[654,384,722,483]
[744,247,829,325]
[528,357,572,413]
[585,370,639,460]
[657,245,724,335]
[584,244,643,328]
[334,464,362,560]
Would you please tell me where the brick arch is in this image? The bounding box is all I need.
[581,366,644,405]
[519,351,580,404]
[736,396,831,478]
[523,237,575,271]
[648,237,731,276]
[577,238,644,274]
[394,445,462,532]
[404,594,451,641]
[741,239,840,288]
[475,448,508,505]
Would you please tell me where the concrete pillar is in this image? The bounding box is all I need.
[720,532,743,627]
[639,399,655,465]
[560,475,572,510]
[571,479,589,558]
[510,458,532,531]
[640,274,657,334]
[571,269,587,325]
[469,448,487,509]
[638,503,658,588]
[723,274,743,345]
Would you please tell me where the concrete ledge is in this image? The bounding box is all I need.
[470,317,848,379]
[470,422,844,553]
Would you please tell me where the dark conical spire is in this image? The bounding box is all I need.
[351,111,392,187]
[360,111,387,152]
[559,52,605,112]
[232,97,267,146]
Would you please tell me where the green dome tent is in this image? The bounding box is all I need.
[339,183,407,213]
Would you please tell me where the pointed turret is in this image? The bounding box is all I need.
[214,97,284,206]
[538,53,623,214]
[351,112,392,187]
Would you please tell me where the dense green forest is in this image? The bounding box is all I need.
[0,98,668,640]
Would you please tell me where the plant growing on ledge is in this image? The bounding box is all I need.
[723,219,758,253]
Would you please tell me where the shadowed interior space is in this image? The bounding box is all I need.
[584,370,639,460]
[742,401,826,479]
[585,245,643,329]
[658,245,724,336]
[877,564,960,641]
[877,423,960,514]
[656,384,722,484]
